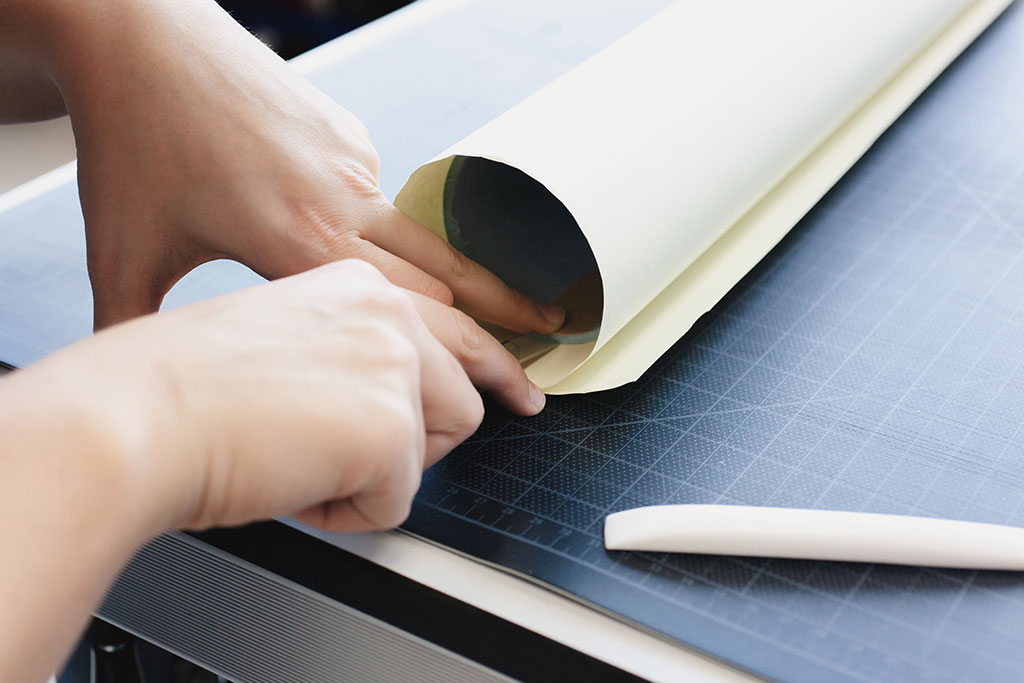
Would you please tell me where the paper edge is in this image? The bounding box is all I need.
[546,0,1012,395]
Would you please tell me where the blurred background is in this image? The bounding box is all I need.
[216,0,416,58]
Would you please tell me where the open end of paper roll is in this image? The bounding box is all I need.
[400,155,604,369]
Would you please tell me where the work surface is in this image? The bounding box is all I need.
[407,6,1024,683]
[2,1,1024,681]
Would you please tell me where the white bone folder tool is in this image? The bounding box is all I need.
[603,505,1024,569]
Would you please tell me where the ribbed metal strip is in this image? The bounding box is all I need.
[99,532,511,683]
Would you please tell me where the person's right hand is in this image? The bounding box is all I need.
[31,260,541,537]
[0,259,544,683]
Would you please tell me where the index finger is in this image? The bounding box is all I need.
[368,207,565,335]
[404,290,546,417]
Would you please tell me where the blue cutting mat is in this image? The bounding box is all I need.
[405,6,1024,681]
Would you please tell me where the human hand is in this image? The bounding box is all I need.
[0,259,543,681]
[38,0,564,335]
[37,260,541,534]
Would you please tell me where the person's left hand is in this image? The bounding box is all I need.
[48,0,564,335]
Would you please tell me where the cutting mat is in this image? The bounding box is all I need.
[405,5,1024,681]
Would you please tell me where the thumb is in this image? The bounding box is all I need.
[86,236,205,331]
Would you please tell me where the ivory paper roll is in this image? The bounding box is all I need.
[395,0,1010,394]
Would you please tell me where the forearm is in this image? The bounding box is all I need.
[0,0,64,122]
[0,47,65,122]
[0,342,175,682]
[0,0,257,124]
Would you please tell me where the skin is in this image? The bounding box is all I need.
[0,0,563,679]
[0,0,564,334]
[0,262,539,682]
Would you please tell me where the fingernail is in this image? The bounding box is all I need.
[540,304,566,329]
[529,382,546,412]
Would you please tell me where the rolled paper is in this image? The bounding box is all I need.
[396,0,1010,393]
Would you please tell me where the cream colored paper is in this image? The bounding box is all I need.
[396,0,1010,393]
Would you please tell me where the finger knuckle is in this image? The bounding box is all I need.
[445,243,474,284]
[511,288,533,314]
[421,277,455,307]
[335,109,374,147]
[290,202,360,255]
[453,312,488,358]
[364,393,421,463]
[358,144,381,180]
[508,289,537,331]
[358,285,417,322]
[493,347,528,390]
[315,258,384,290]
[454,392,486,439]
[384,457,423,528]
[333,161,383,201]
[352,490,412,531]
[371,326,421,374]
[331,257,381,279]
[382,494,415,529]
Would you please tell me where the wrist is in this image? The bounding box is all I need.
[0,331,194,544]
[0,374,149,599]
[0,330,193,680]
[0,0,128,81]
[9,0,242,126]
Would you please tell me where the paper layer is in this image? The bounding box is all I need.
[397,0,1007,393]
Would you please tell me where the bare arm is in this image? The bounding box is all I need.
[0,261,544,683]
[0,48,65,122]
[0,354,148,682]
[0,1,65,122]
